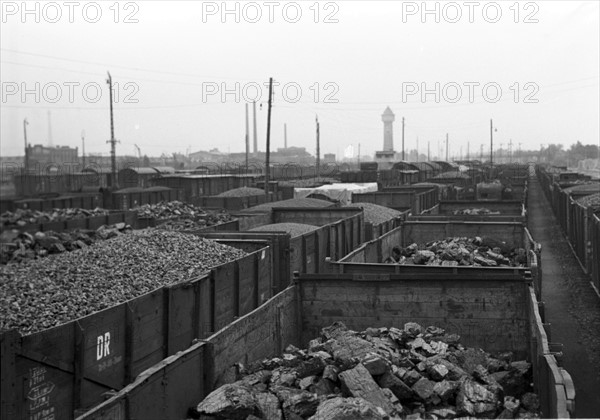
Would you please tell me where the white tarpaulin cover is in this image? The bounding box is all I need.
[294,183,378,205]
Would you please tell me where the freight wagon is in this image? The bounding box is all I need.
[536,166,600,293]
[1,210,137,234]
[410,200,527,223]
[75,269,574,419]
[234,206,365,278]
[150,174,259,201]
[0,206,368,419]
[0,193,104,214]
[328,220,542,300]
[0,237,276,420]
[352,187,439,215]
[13,172,109,196]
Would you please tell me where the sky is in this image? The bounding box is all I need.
[1,0,599,160]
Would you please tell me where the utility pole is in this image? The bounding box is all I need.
[416,136,419,162]
[358,143,361,166]
[284,123,288,149]
[490,119,494,166]
[245,103,249,172]
[23,118,29,174]
[427,141,430,161]
[81,130,86,169]
[253,101,258,155]
[106,72,117,188]
[467,141,470,160]
[508,139,513,163]
[264,77,273,196]
[47,110,53,147]
[445,133,449,161]
[401,117,405,160]
[316,116,320,179]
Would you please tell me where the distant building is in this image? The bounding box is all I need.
[28,144,78,167]
[323,153,336,163]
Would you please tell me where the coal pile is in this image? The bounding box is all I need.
[278,178,337,187]
[0,223,131,264]
[1,207,110,228]
[156,215,232,231]
[386,237,528,267]
[0,230,247,334]
[576,192,600,210]
[452,208,501,216]
[244,198,335,213]
[345,203,403,224]
[135,201,234,226]
[217,187,266,197]
[135,201,226,219]
[192,322,540,419]
[250,223,319,238]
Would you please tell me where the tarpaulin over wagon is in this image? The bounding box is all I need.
[294,183,378,205]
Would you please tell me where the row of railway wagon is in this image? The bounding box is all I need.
[5,160,523,212]
[0,162,579,420]
[536,165,600,295]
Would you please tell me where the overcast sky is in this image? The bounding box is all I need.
[1,0,599,159]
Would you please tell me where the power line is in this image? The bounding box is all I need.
[0,48,249,81]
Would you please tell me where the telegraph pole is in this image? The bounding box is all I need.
[252,101,258,155]
[81,130,86,169]
[490,119,494,166]
[264,78,273,195]
[401,117,405,160]
[245,103,249,172]
[445,133,449,161]
[427,141,430,161]
[358,143,361,166]
[23,118,29,173]
[316,116,320,180]
[416,136,419,162]
[106,72,117,188]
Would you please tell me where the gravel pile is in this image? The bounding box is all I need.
[0,230,247,334]
[217,187,266,197]
[576,192,600,210]
[1,207,110,228]
[0,223,131,264]
[345,203,403,224]
[386,236,528,267]
[193,321,540,419]
[250,223,319,238]
[451,208,501,216]
[244,198,335,213]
